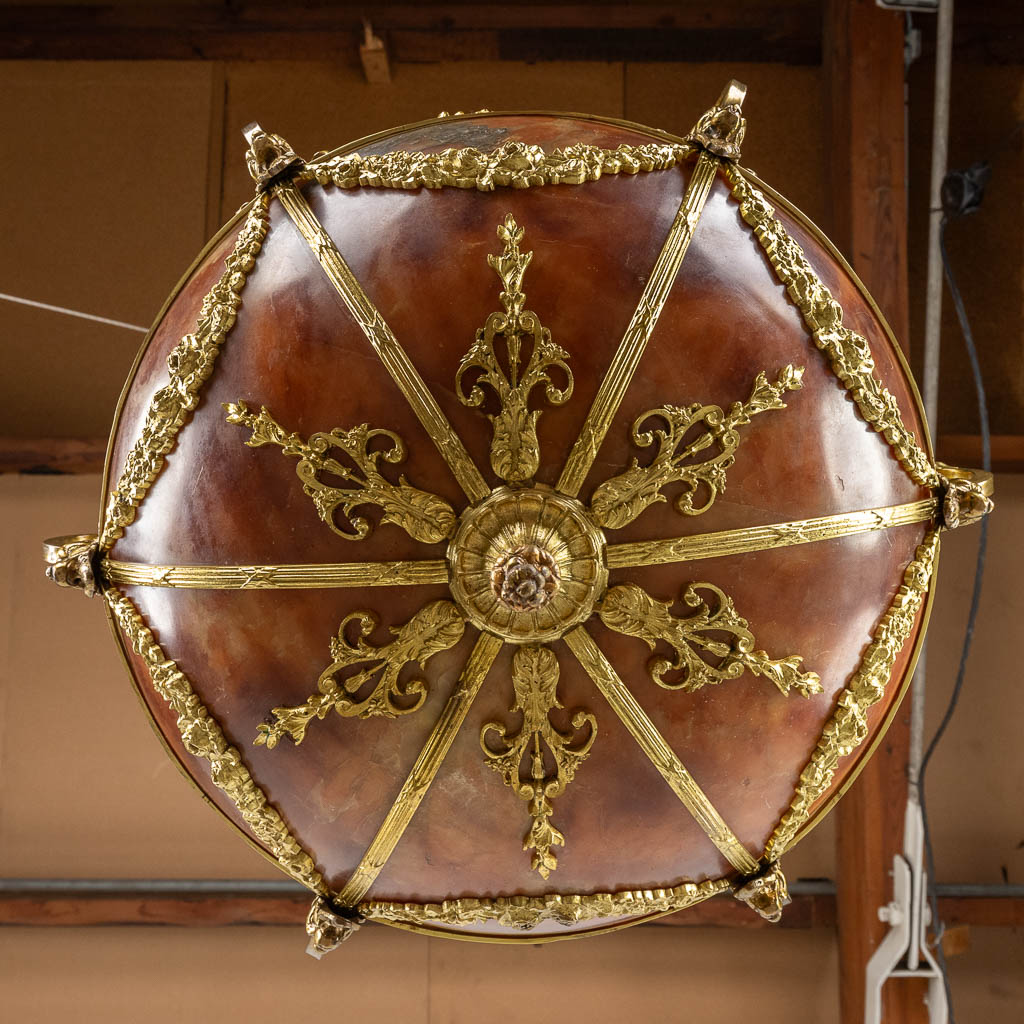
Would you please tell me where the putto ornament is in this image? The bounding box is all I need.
[45,81,992,950]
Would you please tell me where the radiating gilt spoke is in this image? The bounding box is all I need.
[599,582,821,698]
[337,631,504,906]
[274,181,491,503]
[101,558,450,590]
[481,645,596,878]
[563,626,758,875]
[590,365,804,529]
[604,499,938,571]
[556,150,721,498]
[255,601,465,747]
[225,401,455,544]
[456,215,573,483]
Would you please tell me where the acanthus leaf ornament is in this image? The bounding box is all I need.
[590,365,805,529]
[599,582,822,698]
[480,645,596,878]
[731,862,791,923]
[684,79,748,161]
[255,601,465,748]
[456,215,573,483]
[936,462,995,530]
[43,534,100,598]
[225,401,456,544]
[305,897,364,960]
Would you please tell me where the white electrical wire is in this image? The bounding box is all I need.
[0,292,147,333]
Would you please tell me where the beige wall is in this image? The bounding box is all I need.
[1,52,1022,1023]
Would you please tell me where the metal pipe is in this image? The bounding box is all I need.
[3,878,1022,899]
[909,0,956,796]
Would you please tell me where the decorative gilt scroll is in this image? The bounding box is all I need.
[100,195,270,550]
[590,365,804,529]
[765,530,940,859]
[599,582,821,697]
[725,165,940,489]
[255,601,465,748]
[307,139,692,193]
[105,588,325,893]
[480,645,596,878]
[225,402,456,544]
[456,215,573,483]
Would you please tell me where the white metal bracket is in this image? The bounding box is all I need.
[864,799,948,1023]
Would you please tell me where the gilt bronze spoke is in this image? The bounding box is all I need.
[605,499,937,570]
[556,149,721,499]
[274,180,491,504]
[563,626,759,876]
[336,632,504,906]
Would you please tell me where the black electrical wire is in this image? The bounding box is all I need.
[914,201,992,1024]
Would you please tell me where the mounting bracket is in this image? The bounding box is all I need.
[864,800,948,1023]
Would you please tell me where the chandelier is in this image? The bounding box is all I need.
[43,81,992,954]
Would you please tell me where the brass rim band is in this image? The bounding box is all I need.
[274,181,491,504]
[564,626,759,875]
[336,631,504,906]
[557,151,720,498]
[100,499,937,590]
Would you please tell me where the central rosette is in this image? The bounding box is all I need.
[491,543,561,611]
[448,486,607,643]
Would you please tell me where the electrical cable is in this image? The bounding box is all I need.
[0,291,147,333]
[914,168,993,1023]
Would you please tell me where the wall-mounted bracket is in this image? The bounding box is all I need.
[865,801,948,1023]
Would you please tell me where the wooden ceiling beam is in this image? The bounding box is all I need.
[0,3,821,63]
[2,886,1020,930]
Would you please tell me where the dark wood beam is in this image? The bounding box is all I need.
[825,2,930,1022]
[937,434,1024,474]
[2,885,1020,930]
[0,3,820,63]
[0,438,106,474]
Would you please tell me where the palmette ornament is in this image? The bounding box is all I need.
[45,81,992,950]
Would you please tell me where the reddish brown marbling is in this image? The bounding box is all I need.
[102,113,934,941]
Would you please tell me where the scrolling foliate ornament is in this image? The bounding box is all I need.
[456,215,573,483]
[361,878,731,930]
[765,531,940,859]
[255,601,465,748]
[599,582,821,698]
[590,365,804,529]
[225,402,456,544]
[100,195,270,550]
[480,645,596,878]
[725,166,939,489]
[105,589,325,893]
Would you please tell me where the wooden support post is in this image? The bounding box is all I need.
[825,2,928,1021]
